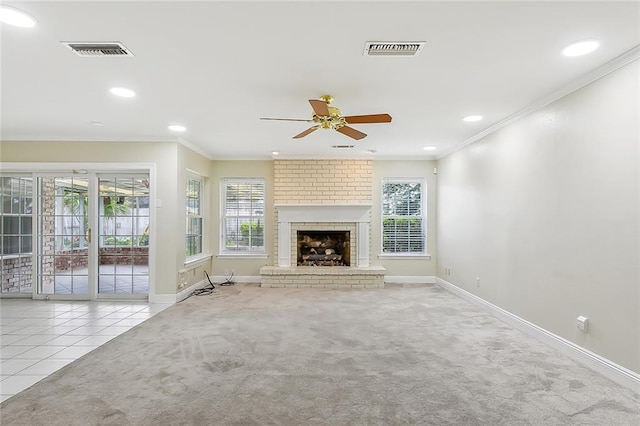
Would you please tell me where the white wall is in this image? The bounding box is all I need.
[436,60,639,373]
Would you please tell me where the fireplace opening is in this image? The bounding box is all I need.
[297,231,350,266]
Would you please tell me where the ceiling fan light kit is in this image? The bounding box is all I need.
[260,95,392,140]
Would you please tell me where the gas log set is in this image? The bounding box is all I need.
[296,231,350,266]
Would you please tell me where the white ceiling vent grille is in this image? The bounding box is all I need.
[363,41,425,57]
[332,145,355,149]
[61,42,134,57]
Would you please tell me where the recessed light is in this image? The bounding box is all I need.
[423,146,437,151]
[0,6,37,28]
[109,87,136,98]
[271,151,280,156]
[562,40,599,57]
[463,115,483,122]
[168,124,186,132]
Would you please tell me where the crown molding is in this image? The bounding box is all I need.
[437,44,640,160]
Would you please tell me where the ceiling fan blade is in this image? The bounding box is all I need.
[260,118,313,122]
[309,99,330,116]
[293,126,319,139]
[336,126,367,140]
[344,114,392,124]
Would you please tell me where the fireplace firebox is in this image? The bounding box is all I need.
[297,231,350,266]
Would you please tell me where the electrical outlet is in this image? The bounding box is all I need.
[476,277,480,287]
[224,269,229,276]
[576,316,589,332]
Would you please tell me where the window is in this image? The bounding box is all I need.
[186,177,203,257]
[1,177,33,256]
[381,178,425,254]
[222,178,264,253]
[1,176,33,293]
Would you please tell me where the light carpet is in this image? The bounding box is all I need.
[1,283,638,425]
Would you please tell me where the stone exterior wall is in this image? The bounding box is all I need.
[98,247,149,265]
[54,248,89,270]
[40,178,56,289]
[1,256,32,293]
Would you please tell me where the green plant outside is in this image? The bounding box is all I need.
[382,218,424,253]
[240,221,264,247]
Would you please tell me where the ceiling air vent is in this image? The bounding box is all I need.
[332,145,355,149]
[61,42,134,57]
[363,41,425,57]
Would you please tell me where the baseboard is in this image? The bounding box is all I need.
[175,279,208,302]
[210,275,261,284]
[435,277,640,394]
[385,275,435,284]
[148,293,175,304]
[149,279,208,304]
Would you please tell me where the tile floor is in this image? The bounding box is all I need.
[0,298,171,402]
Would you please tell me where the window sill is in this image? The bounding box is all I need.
[378,253,432,260]
[217,253,269,259]
[184,254,213,267]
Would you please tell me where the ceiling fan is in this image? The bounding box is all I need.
[260,95,392,140]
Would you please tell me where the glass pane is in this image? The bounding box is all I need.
[97,175,149,295]
[3,216,19,234]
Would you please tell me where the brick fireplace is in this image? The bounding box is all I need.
[259,159,385,288]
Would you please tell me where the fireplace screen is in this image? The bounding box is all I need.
[297,231,350,266]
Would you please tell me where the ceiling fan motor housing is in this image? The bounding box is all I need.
[313,106,347,130]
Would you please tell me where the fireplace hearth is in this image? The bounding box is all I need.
[297,231,350,266]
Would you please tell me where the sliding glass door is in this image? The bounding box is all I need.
[97,176,149,295]
[34,173,149,300]
[37,176,90,297]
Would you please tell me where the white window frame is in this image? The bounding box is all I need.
[219,178,266,258]
[185,174,203,260]
[379,177,427,258]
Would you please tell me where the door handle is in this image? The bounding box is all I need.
[86,228,91,243]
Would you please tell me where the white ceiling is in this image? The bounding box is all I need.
[2,1,639,160]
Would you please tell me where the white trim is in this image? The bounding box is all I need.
[378,253,432,260]
[208,275,260,283]
[151,278,210,304]
[385,275,435,284]
[220,178,266,256]
[177,137,214,160]
[0,162,155,173]
[435,277,640,393]
[381,177,427,257]
[149,293,177,304]
[184,253,212,267]
[186,174,204,260]
[275,205,372,267]
[357,222,369,267]
[216,253,268,259]
[437,45,640,160]
[175,278,208,302]
[276,204,371,223]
